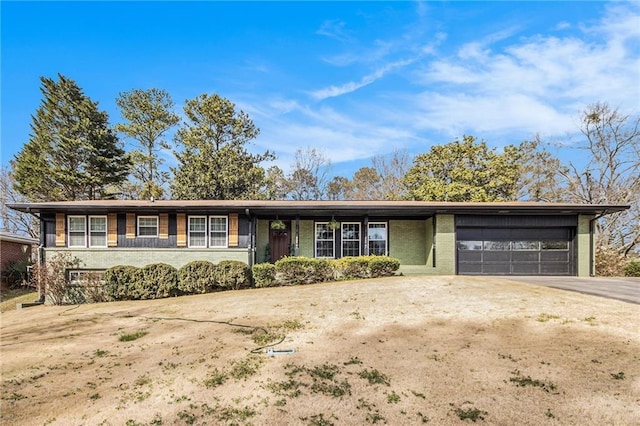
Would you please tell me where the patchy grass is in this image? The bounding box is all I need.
[118,330,148,342]
[1,275,638,425]
[0,288,38,312]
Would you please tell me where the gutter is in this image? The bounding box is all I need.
[245,208,254,268]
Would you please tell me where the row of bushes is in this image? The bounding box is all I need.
[253,256,400,288]
[40,253,400,304]
[103,260,251,301]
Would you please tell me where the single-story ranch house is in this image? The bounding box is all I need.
[7,200,629,278]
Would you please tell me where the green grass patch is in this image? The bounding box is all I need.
[119,330,148,342]
[510,370,557,392]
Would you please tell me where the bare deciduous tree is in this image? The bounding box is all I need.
[0,165,39,238]
[561,103,640,257]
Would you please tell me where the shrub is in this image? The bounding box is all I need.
[368,256,400,277]
[178,261,217,294]
[29,252,80,305]
[595,248,626,276]
[104,266,142,300]
[625,261,640,277]
[140,263,179,299]
[275,257,333,285]
[216,260,251,290]
[335,257,370,279]
[252,263,277,288]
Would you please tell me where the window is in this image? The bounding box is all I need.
[542,240,569,250]
[457,241,482,251]
[315,223,335,258]
[188,216,207,247]
[68,270,105,285]
[68,216,86,247]
[513,241,540,251]
[209,216,228,247]
[89,216,107,248]
[342,223,361,257]
[137,216,158,237]
[368,223,387,256]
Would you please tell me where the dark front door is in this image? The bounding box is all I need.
[270,221,291,262]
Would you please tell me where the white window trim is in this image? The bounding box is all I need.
[188,215,208,248]
[368,222,388,256]
[315,222,335,258]
[137,215,159,238]
[68,270,106,285]
[341,222,361,257]
[67,215,87,248]
[209,215,228,248]
[88,215,108,248]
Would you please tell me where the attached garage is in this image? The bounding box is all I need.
[456,215,576,276]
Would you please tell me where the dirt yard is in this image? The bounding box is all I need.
[1,276,638,425]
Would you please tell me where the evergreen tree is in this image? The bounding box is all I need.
[403,135,521,202]
[115,88,179,200]
[13,74,129,201]
[170,93,274,200]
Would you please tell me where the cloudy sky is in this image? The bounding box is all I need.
[2,1,638,178]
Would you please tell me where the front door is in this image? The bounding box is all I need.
[270,221,291,262]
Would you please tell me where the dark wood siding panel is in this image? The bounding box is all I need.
[42,213,57,247]
[117,213,176,248]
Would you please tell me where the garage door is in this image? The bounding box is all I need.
[457,228,573,275]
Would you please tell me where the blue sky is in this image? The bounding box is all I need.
[2,1,639,179]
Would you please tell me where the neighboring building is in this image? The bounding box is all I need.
[7,200,629,278]
[0,231,38,287]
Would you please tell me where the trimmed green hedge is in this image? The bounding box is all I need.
[625,261,640,277]
[253,263,277,288]
[368,256,400,277]
[334,255,400,279]
[104,265,142,300]
[274,256,334,285]
[178,261,217,294]
[141,263,179,299]
[216,260,251,290]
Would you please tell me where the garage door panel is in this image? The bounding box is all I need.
[512,263,540,274]
[457,227,574,276]
[483,263,511,274]
[458,263,482,274]
[459,251,482,262]
[541,264,570,275]
[512,252,539,262]
[540,251,569,262]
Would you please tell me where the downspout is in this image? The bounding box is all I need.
[432,215,437,268]
[26,208,46,302]
[245,208,254,268]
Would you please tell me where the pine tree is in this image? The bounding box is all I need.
[115,88,179,200]
[13,74,130,201]
[170,93,274,200]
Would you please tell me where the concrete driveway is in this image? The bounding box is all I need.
[499,276,640,304]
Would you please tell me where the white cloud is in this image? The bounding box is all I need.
[413,3,640,140]
[310,58,416,100]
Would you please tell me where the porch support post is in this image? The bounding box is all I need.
[363,216,369,256]
[294,215,300,256]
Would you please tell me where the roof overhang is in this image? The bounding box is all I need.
[0,232,39,245]
[6,200,630,218]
